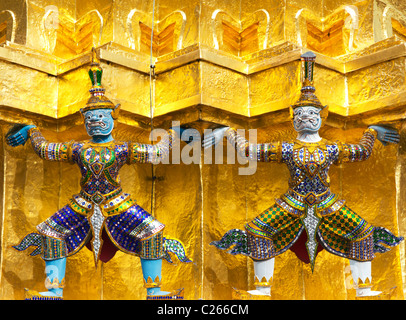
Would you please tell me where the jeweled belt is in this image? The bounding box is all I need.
[80,188,123,205]
[70,188,134,217]
[71,188,134,265]
[286,189,332,206]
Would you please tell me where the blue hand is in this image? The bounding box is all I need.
[369,125,400,146]
[6,125,36,147]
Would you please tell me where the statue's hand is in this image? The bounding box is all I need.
[171,125,201,145]
[202,126,229,149]
[369,125,400,146]
[5,124,36,147]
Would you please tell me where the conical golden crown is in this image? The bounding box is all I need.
[81,47,116,114]
[291,51,324,109]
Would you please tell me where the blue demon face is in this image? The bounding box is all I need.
[83,109,114,139]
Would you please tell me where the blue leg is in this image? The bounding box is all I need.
[25,257,66,300]
[139,234,186,299]
[140,258,171,296]
[41,257,66,297]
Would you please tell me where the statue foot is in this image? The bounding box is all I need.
[247,289,271,296]
[149,290,171,295]
[354,286,398,300]
[25,288,63,300]
[356,287,382,297]
[232,288,272,300]
[146,288,184,300]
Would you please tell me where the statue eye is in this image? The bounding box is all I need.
[99,114,103,118]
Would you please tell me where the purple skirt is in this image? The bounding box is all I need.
[36,203,165,261]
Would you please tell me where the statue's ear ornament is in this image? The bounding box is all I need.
[80,47,118,118]
[320,105,329,123]
[289,105,294,119]
[111,104,121,120]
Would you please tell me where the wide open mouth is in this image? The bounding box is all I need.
[87,120,107,129]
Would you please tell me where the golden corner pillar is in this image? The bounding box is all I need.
[208,51,403,300]
[6,48,191,301]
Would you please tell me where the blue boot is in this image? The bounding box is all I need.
[140,258,184,300]
[25,257,66,300]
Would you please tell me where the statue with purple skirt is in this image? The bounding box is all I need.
[205,52,403,299]
[7,48,191,300]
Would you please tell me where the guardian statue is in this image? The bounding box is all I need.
[206,52,403,299]
[7,48,191,300]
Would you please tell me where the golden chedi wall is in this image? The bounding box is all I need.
[0,0,405,300]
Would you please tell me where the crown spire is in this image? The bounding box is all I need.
[301,51,316,93]
[291,51,324,109]
[88,47,104,90]
[80,48,119,118]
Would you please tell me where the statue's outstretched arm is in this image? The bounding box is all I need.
[225,127,282,162]
[203,126,282,162]
[6,124,73,162]
[127,129,177,164]
[336,125,399,163]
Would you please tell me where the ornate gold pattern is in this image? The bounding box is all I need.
[356,277,372,289]
[307,20,346,57]
[143,275,162,289]
[55,18,94,56]
[45,277,66,290]
[139,21,176,56]
[254,276,273,287]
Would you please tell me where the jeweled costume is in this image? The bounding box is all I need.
[11,49,190,300]
[211,52,402,298]
[222,127,395,266]
[24,128,177,264]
